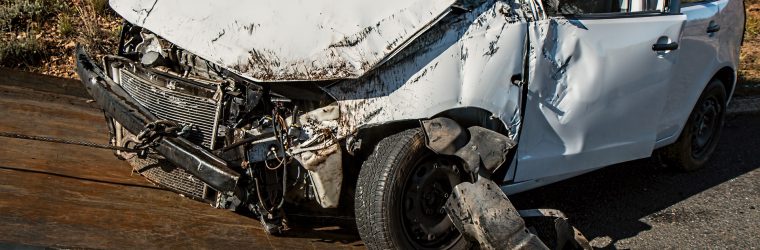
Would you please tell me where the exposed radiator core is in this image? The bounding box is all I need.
[119,69,219,148]
[128,156,210,201]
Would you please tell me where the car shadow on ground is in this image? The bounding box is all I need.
[509,114,760,248]
[735,77,760,97]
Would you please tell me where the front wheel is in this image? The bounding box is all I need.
[355,128,469,250]
[658,79,727,171]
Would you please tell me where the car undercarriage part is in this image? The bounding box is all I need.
[445,178,591,250]
[291,105,343,209]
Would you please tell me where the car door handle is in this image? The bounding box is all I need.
[707,23,721,33]
[652,42,679,51]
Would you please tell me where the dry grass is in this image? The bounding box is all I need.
[0,31,44,67]
[57,14,74,37]
[0,0,69,32]
[0,0,120,78]
[739,1,760,95]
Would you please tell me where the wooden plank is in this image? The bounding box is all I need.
[0,68,89,98]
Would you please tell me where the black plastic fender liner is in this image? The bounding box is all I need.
[420,117,516,174]
[75,46,240,192]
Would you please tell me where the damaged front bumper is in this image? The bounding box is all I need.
[75,46,240,193]
[445,178,591,250]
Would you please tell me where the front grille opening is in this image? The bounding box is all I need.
[126,152,217,202]
[119,69,220,148]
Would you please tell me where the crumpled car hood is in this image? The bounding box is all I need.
[110,0,456,82]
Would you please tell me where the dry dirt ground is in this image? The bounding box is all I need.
[0,0,120,78]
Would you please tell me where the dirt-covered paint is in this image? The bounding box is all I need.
[109,0,456,82]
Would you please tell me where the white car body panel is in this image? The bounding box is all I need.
[656,2,722,146]
[323,1,532,141]
[655,0,743,148]
[110,0,456,82]
[503,0,744,193]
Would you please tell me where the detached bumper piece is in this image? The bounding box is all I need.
[75,46,240,194]
[445,178,591,250]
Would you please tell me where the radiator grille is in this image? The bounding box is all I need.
[119,70,218,147]
[127,155,210,202]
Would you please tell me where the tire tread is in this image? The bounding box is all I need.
[355,128,423,250]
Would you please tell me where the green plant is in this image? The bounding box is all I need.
[0,0,68,32]
[57,14,74,37]
[0,32,45,67]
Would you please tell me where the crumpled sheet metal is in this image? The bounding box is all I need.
[325,1,531,142]
[445,178,548,250]
[456,126,516,173]
[294,142,343,209]
[291,106,343,208]
[420,117,467,155]
[110,0,455,82]
[421,117,516,174]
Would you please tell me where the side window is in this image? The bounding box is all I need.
[543,0,669,16]
[681,0,710,6]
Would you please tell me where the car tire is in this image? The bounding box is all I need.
[658,79,727,171]
[355,128,469,250]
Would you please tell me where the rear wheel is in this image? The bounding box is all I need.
[355,128,469,250]
[659,79,727,171]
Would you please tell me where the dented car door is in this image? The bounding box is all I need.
[512,3,687,184]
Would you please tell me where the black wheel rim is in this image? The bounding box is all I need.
[399,154,464,249]
[690,96,721,159]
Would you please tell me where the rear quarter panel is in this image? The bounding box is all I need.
[654,0,744,148]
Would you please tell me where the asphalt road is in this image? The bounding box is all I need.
[0,84,757,249]
[511,107,760,248]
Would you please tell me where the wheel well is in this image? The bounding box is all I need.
[714,67,736,97]
[349,107,516,184]
[352,107,511,159]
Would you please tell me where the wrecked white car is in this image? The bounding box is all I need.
[76,0,744,248]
